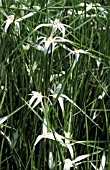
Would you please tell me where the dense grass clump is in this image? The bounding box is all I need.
[0,0,110,169]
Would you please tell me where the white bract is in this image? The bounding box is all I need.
[55,84,62,94]
[34,18,70,37]
[63,45,91,68]
[48,152,55,169]
[43,36,57,55]
[63,154,90,170]
[93,3,108,18]
[34,131,65,147]
[29,91,51,109]
[33,116,73,158]
[0,116,8,124]
[4,12,36,34]
[4,15,20,34]
[33,116,65,148]
[50,18,68,37]
[91,152,106,170]
[50,84,64,116]
[29,91,43,109]
[51,84,74,117]
[78,2,93,11]
[73,49,91,67]
[50,83,99,129]
[99,152,106,170]
[55,84,65,116]
[33,126,74,158]
[78,2,108,19]
[35,36,68,55]
[65,47,91,57]
[63,159,73,170]
[64,131,74,159]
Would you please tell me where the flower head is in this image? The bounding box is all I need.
[33,130,65,148]
[63,159,73,170]
[44,36,56,55]
[33,116,73,158]
[78,2,108,19]
[34,36,68,55]
[62,45,91,68]
[63,154,90,170]
[34,18,70,37]
[4,15,20,34]
[4,12,37,35]
[29,91,43,109]
[50,18,66,37]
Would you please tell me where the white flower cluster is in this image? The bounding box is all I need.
[33,18,71,55]
[68,2,108,19]
[1,2,107,169]
[28,82,102,169]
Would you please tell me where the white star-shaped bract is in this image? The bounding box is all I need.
[4,12,38,34]
[34,36,68,55]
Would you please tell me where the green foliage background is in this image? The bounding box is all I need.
[0,0,110,169]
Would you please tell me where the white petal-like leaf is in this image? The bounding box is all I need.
[63,159,73,170]
[48,151,55,169]
[72,154,90,164]
[58,24,65,37]
[4,19,13,32]
[17,12,36,22]
[0,116,8,124]
[55,84,62,94]
[34,135,43,147]
[99,152,106,170]
[34,44,44,51]
[32,98,42,109]
[66,144,74,159]
[29,94,37,106]
[44,41,51,55]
